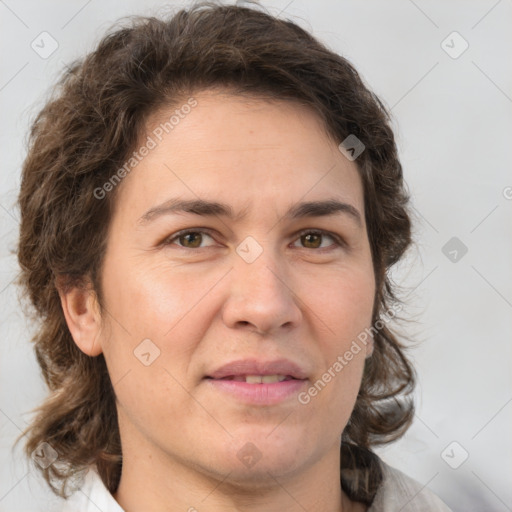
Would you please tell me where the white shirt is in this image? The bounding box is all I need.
[62,461,453,512]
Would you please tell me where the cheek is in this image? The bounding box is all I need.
[302,264,374,402]
[98,256,230,404]
[98,258,206,433]
[306,262,375,340]
[102,256,218,338]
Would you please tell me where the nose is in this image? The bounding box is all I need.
[221,245,302,336]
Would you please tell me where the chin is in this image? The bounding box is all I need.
[210,455,306,491]
[223,432,312,480]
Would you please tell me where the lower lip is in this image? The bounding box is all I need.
[205,378,307,405]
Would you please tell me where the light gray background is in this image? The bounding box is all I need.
[1,1,511,511]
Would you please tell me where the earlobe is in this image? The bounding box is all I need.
[56,277,103,357]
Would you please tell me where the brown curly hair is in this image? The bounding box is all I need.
[16,1,415,506]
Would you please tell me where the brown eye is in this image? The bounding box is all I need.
[294,230,340,250]
[178,232,203,248]
[301,233,322,248]
[164,230,216,249]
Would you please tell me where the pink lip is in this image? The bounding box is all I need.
[205,378,307,405]
[205,358,309,405]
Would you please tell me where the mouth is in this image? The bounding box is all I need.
[206,358,309,381]
[204,360,309,405]
[206,374,298,383]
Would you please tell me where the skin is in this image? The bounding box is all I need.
[59,89,375,512]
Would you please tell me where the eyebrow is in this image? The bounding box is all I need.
[137,198,362,227]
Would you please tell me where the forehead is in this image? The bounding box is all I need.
[114,90,364,223]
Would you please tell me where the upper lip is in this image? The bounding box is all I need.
[206,359,309,380]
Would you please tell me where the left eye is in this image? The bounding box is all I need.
[292,230,341,250]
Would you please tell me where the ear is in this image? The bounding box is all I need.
[56,276,103,357]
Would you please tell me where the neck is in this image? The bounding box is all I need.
[112,425,362,512]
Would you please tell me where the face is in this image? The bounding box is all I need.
[89,90,375,485]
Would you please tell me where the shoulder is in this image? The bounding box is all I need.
[60,467,124,512]
[368,461,453,512]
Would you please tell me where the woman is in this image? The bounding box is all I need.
[16,3,452,511]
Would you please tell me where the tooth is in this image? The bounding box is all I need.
[261,375,281,383]
[242,375,288,383]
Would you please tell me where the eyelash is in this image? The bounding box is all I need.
[162,228,345,252]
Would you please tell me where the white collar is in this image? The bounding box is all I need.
[61,468,124,512]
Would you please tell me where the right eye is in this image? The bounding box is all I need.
[162,229,217,249]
